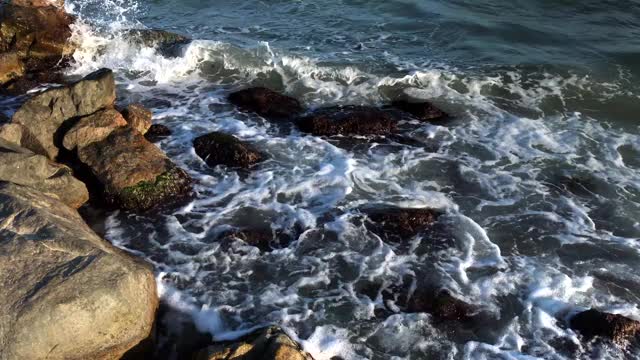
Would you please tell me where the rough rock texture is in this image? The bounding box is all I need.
[11,68,116,159]
[11,0,65,8]
[78,127,192,211]
[123,29,190,57]
[121,103,153,135]
[0,139,88,208]
[391,100,448,122]
[570,309,640,345]
[407,289,478,322]
[363,207,443,241]
[195,327,313,360]
[194,132,263,169]
[0,52,25,85]
[0,4,75,72]
[145,124,172,142]
[228,87,304,120]
[63,108,128,151]
[0,182,158,360]
[0,123,46,154]
[296,106,398,136]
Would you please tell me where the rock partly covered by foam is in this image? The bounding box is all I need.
[363,207,443,241]
[62,108,128,151]
[194,132,264,169]
[570,309,640,345]
[391,100,448,122]
[229,87,304,120]
[296,106,398,136]
[78,127,192,211]
[0,139,88,208]
[11,68,116,159]
[123,29,191,57]
[407,289,479,322]
[0,182,158,359]
[195,326,314,360]
[121,103,153,135]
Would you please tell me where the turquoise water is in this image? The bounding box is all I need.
[61,1,640,359]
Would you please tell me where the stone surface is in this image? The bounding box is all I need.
[296,106,398,136]
[63,108,128,151]
[0,52,25,85]
[363,207,443,241]
[0,138,88,208]
[121,103,153,135]
[0,4,75,72]
[570,309,640,345]
[195,327,313,360]
[407,289,478,322]
[11,68,116,159]
[391,100,448,122]
[194,132,263,169]
[0,182,158,360]
[123,29,190,57]
[0,123,48,155]
[78,127,192,211]
[145,124,172,142]
[228,87,304,120]
[11,0,65,8]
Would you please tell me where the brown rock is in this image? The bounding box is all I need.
[11,68,116,159]
[63,108,128,151]
[229,87,304,120]
[296,106,398,136]
[0,52,25,85]
[391,100,448,122]
[11,0,65,8]
[121,103,153,135]
[0,123,49,157]
[0,138,89,208]
[0,182,158,359]
[194,132,263,169]
[78,127,192,211]
[195,326,313,360]
[408,289,478,322]
[363,207,443,241]
[570,309,640,345]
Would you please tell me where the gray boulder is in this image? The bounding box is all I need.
[0,182,158,360]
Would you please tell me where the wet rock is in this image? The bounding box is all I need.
[124,29,191,57]
[0,69,67,95]
[408,289,478,322]
[122,103,153,135]
[228,87,304,120]
[391,100,448,122]
[0,52,25,86]
[296,106,398,136]
[363,207,443,241]
[62,108,128,151]
[145,124,172,142]
[0,182,158,359]
[194,132,264,169]
[0,138,88,208]
[0,4,76,72]
[194,326,314,360]
[11,68,116,159]
[78,127,192,211]
[11,0,65,8]
[570,309,640,345]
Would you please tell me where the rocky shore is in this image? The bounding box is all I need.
[1,1,639,359]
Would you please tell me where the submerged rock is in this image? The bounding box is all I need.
[123,29,191,57]
[228,87,304,120]
[296,106,398,136]
[122,103,153,135]
[0,139,88,208]
[570,309,640,345]
[0,52,25,86]
[407,289,479,322]
[145,124,172,142]
[194,132,264,169]
[194,326,314,360]
[391,100,448,122]
[11,68,116,159]
[363,207,443,241]
[62,108,128,151]
[0,182,158,359]
[78,127,192,211]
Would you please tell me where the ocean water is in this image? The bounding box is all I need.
[52,0,640,358]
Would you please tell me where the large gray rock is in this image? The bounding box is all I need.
[0,182,158,360]
[0,139,88,208]
[11,68,116,159]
